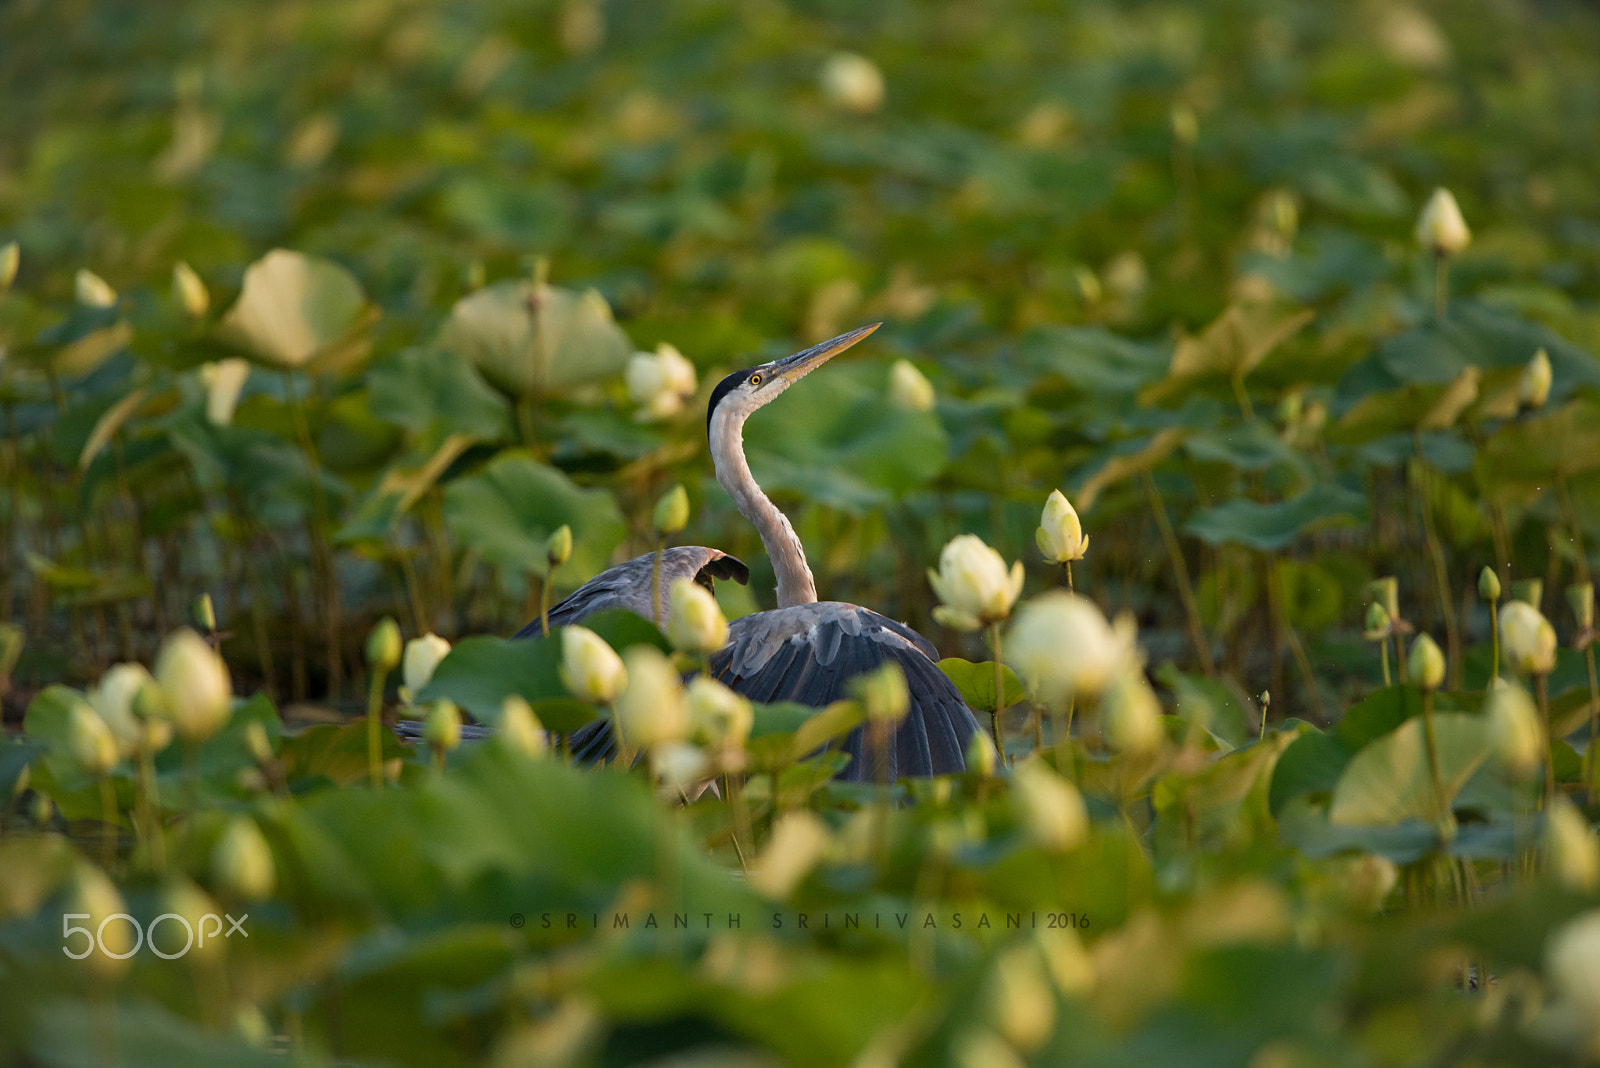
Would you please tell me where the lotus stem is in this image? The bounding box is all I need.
[366,668,385,790]
[1535,672,1554,809]
[1141,471,1215,677]
[989,621,1007,764]
[1434,252,1449,321]
[1420,690,1455,841]
[98,776,117,870]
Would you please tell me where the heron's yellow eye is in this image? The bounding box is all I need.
[749,373,762,386]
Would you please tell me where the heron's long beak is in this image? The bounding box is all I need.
[768,322,881,386]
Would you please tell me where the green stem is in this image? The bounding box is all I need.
[1380,640,1391,687]
[1420,690,1456,841]
[541,562,558,635]
[1585,645,1599,805]
[1063,560,1074,592]
[1142,471,1215,677]
[1489,601,1501,684]
[989,621,1008,765]
[1411,454,1462,689]
[138,747,165,875]
[366,671,385,789]
[283,371,343,701]
[99,777,117,870]
[1434,252,1449,322]
[1536,673,1554,810]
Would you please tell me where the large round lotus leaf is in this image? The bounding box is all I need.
[1476,398,1600,505]
[1185,483,1367,552]
[1329,712,1490,826]
[217,249,369,369]
[434,281,632,399]
[441,450,624,579]
[367,346,511,443]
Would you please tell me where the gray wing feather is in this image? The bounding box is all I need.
[512,547,748,639]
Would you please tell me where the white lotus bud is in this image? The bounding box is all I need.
[172,261,210,318]
[75,268,118,308]
[666,578,728,654]
[90,663,154,758]
[651,741,710,792]
[0,242,17,290]
[928,534,1025,631]
[965,728,998,777]
[157,878,226,965]
[625,343,697,422]
[1545,797,1600,893]
[559,626,627,704]
[1485,684,1544,778]
[1035,489,1089,565]
[1415,187,1471,257]
[66,701,119,777]
[199,358,250,426]
[953,1028,1028,1068]
[819,52,884,114]
[402,633,452,696]
[499,695,547,758]
[1338,853,1399,913]
[887,359,935,411]
[1005,592,1129,710]
[1013,758,1088,852]
[1519,348,1552,410]
[154,628,233,741]
[1546,910,1600,1019]
[687,676,752,754]
[1100,670,1164,754]
[1500,600,1557,676]
[750,810,832,898]
[985,944,1055,1051]
[211,816,275,901]
[66,864,133,978]
[614,646,688,748]
[1407,633,1446,692]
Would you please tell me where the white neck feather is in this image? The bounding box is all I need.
[709,406,817,608]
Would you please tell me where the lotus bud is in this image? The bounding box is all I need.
[1100,670,1164,754]
[402,633,451,696]
[1368,577,1401,627]
[750,811,832,898]
[154,628,233,741]
[143,716,174,755]
[172,261,210,318]
[653,484,690,535]
[666,578,728,653]
[1544,797,1600,893]
[1363,602,1392,642]
[243,721,273,765]
[1546,910,1600,1020]
[190,593,216,634]
[90,663,153,758]
[1415,187,1471,257]
[1512,578,1544,609]
[928,534,1025,632]
[559,626,626,704]
[614,646,689,749]
[625,343,697,422]
[887,359,935,411]
[1005,591,1127,710]
[1485,684,1543,778]
[497,696,546,758]
[1407,634,1446,692]
[1169,103,1199,145]
[66,864,133,978]
[157,878,226,965]
[965,728,998,777]
[545,524,573,568]
[1479,566,1501,602]
[211,816,275,901]
[985,944,1056,1052]
[1500,601,1558,676]
[66,701,119,777]
[424,700,462,752]
[1072,265,1102,305]
[1339,853,1399,914]
[850,661,910,724]
[75,268,118,308]
[819,52,885,114]
[686,677,752,754]
[1036,489,1089,565]
[0,241,17,290]
[200,358,250,426]
[651,742,710,793]
[1014,759,1088,852]
[1519,348,1552,410]
[365,616,402,675]
[1568,583,1595,634]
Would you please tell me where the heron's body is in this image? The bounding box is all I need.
[511,546,749,638]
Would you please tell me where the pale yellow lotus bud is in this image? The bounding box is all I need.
[1338,853,1399,913]
[1005,591,1129,710]
[965,728,998,777]
[155,877,226,965]
[953,1028,1028,1068]
[1545,797,1600,892]
[1407,633,1446,692]
[928,534,1025,631]
[1369,577,1401,623]
[614,646,688,748]
[653,483,690,535]
[819,52,884,114]
[750,810,832,898]
[625,344,697,422]
[211,816,275,901]
[1364,601,1393,641]
[559,626,626,703]
[402,633,452,696]
[172,261,210,318]
[1036,927,1096,997]
[850,661,910,724]
[75,268,118,308]
[686,676,752,753]
[1479,566,1501,602]
[1169,103,1199,145]
[666,578,728,653]
[1485,684,1543,778]
[545,524,573,568]
[887,359,935,411]
[1568,583,1595,634]
[243,721,273,765]
[1035,489,1089,565]
[0,241,18,290]
[498,695,547,758]
[1100,670,1164,754]
[1500,600,1557,676]
[1013,758,1088,852]
[90,663,154,758]
[1415,187,1471,257]
[424,700,462,752]
[1546,910,1600,1020]
[1519,348,1552,410]
[365,616,402,675]
[985,944,1055,1051]
[65,863,134,978]
[1103,250,1148,298]
[154,628,233,741]
[67,701,119,777]
[651,741,710,792]
[199,358,250,426]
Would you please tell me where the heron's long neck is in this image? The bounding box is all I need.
[711,411,817,608]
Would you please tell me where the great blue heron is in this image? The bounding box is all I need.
[538,324,981,779]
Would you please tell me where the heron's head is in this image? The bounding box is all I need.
[706,323,881,437]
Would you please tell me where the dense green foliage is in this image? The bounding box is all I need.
[5,0,1600,1064]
